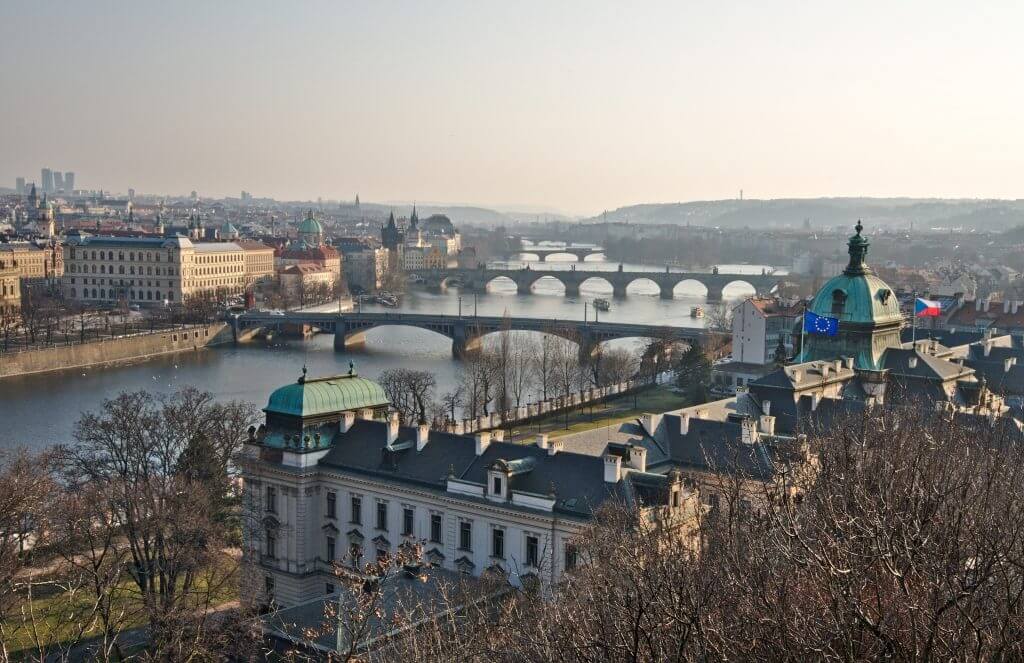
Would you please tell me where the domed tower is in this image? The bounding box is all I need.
[800,221,903,371]
[297,209,324,249]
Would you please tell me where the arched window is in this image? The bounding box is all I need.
[130,252,135,261]
[831,289,847,315]
[100,289,106,299]
[99,251,105,260]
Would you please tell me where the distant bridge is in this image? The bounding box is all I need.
[410,265,779,301]
[231,311,712,358]
[509,246,605,262]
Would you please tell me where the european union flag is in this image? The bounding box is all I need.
[804,310,839,336]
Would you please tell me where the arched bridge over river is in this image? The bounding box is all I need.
[410,265,779,301]
[231,311,715,358]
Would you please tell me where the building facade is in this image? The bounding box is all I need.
[242,371,699,609]
[63,235,275,306]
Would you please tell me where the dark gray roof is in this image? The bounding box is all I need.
[317,420,627,518]
[881,347,970,381]
[658,414,777,480]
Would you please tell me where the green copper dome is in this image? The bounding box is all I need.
[297,211,324,237]
[265,370,388,418]
[801,221,904,370]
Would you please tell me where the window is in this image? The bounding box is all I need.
[349,545,362,568]
[459,521,472,551]
[430,514,443,543]
[326,536,335,561]
[492,476,502,496]
[376,547,388,562]
[325,583,335,595]
[265,486,276,513]
[402,507,414,536]
[265,529,276,558]
[376,502,388,531]
[831,289,847,315]
[672,490,680,508]
[491,527,505,559]
[565,544,578,570]
[350,495,362,524]
[326,491,336,519]
[526,535,539,567]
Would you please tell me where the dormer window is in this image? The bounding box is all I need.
[831,289,847,315]
[493,476,503,496]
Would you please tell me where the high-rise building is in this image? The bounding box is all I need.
[53,172,64,193]
[64,172,74,194]
[128,188,135,202]
[15,177,25,195]
[41,168,54,194]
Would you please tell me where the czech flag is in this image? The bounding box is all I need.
[915,298,942,318]
[804,310,839,336]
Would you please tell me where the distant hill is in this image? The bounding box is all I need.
[355,203,517,228]
[584,198,1024,231]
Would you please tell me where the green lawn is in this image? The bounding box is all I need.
[507,385,689,440]
[3,553,239,655]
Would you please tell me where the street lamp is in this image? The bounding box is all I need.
[458,296,463,318]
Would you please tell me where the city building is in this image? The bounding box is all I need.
[713,297,802,393]
[235,240,276,286]
[663,222,1019,490]
[343,246,389,292]
[279,264,335,300]
[40,168,53,195]
[15,177,25,195]
[277,211,341,284]
[0,255,21,317]
[241,370,701,608]
[0,241,64,286]
[62,235,273,306]
[64,172,74,194]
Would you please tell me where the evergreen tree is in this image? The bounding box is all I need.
[675,342,712,404]
[773,336,789,367]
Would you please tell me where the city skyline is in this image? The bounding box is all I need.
[2,1,1023,215]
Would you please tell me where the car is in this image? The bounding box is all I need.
[268,310,286,316]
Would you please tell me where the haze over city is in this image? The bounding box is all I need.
[3,0,1023,214]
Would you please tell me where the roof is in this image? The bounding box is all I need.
[265,372,388,418]
[747,297,803,318]
[64,235,193,249]
[298,212,324,236]
[945,300,1024,331]
[193,242,242,253]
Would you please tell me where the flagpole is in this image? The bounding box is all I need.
[800,301,807,363]
[912,291,917,344]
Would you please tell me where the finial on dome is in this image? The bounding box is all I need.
[855,219,863,236]
[299,364,308,384]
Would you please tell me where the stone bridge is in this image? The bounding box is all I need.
[509,246,605,261]
[231,311,712,358]
[410,265,779,301]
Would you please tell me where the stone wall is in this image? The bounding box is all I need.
[0,323,232,379]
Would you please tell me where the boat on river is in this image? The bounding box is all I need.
[690,305,704,318]
[593,298,611,311]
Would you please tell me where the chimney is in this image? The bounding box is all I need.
[359,408,375,420]
[1004,300,1011,314]
[491,429,505,442]
[984,299,991,313]
[740,417,759,445]
[1006,357,1016,373]
[340,411,356,433]
[812,392,822,411]
[762,400,772,416]
[908,356,918,369]
[844,356,855,369]
[603,454,622,483]
[416,424,429,451]
[758,415,776,436]
[387,413,399,445]
[625,445,647,473]
[641,413,663,435]
[984,342,992,357]
[474,431,491,456]
[820,364,830,379]
[548,438,563,456]
[1014,301,1022,315]
[679,413,691,435]
[976,299,983,311]
[535,433,549,450]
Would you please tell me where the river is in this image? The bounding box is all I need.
[0,256,780,449]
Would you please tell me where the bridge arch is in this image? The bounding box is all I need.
[720,279,758,299]
[580,251,606,262]
[578,275,614,294]
[527,274,567,295]
[484,275,518,294]
[516,252,542,262]
[672,278,709,298]
[625,277,661,297]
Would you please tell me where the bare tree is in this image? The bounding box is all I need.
[379,368,437,424]
[55,388,258,658]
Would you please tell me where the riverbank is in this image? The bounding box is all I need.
[0,322,234,380]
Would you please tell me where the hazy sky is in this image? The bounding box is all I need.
[2,1,1022,215]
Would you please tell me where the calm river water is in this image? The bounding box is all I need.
[0,255,778,449]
